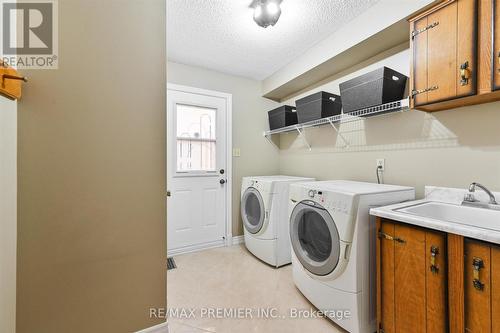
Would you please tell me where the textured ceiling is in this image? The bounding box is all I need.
[167,0,380,80]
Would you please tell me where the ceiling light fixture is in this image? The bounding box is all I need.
[253,0,282,28]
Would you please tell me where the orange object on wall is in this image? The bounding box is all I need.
[0,61,27,100]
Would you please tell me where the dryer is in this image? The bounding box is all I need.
[289,181,414,333]
[241,176,315,267]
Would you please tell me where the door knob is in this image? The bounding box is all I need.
[220,179,226,185]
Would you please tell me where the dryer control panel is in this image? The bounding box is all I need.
[290,184,354,216]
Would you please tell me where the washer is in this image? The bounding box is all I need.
[241,175,315,267]
[289,181,414,333]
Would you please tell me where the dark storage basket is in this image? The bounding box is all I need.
[339,67,408,114]
[295,91,342,124]
[268,105,298,130]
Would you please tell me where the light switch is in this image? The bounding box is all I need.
[233,148,241,157]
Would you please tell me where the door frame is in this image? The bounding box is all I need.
[166,83,233,252]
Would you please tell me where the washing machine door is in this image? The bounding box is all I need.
[290,200,340,276]
[241,187,265,234]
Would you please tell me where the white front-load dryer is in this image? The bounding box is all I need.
[289,181,414,332]
[241,176,315,267]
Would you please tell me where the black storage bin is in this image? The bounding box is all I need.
[339,67,408,114]
[295,92,342,123]
[268,105,297,130]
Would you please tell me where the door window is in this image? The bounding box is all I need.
[176,104,216,173]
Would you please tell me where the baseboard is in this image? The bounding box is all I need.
[168,239,225,256]
[231,235,244,245]
[135,321,168,333]
[167,235,245,257]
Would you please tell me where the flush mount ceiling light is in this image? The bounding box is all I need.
[251,0,282,28]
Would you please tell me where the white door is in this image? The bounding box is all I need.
[167,86,230,254]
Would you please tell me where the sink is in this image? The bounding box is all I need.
[395,201,500,232]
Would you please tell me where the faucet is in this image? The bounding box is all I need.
[463,182,498,206]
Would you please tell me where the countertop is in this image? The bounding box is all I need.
[369,186,500,245]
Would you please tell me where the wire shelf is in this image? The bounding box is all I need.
[263,99,410,150]
[264,99,409,136]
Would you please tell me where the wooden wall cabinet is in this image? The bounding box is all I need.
[376,219,447,333]
[410,0,500,112]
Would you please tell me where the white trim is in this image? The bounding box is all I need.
[231,235,245,245]
[166,83,233,252]
[168,239,226,257]
[135,322,168,333]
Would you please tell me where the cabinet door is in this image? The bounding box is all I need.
[465,240,491,332]
[411,0,477,105]
[492,247,500,333]
[377,219,447,333]
[493,0,500,90]
[425,231,448,333]
[378,219,396,333]
[394,224,427,332]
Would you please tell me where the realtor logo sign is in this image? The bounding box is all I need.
[1,0,58,69]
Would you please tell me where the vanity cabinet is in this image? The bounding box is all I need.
[376,217,500,333]
[409,0,500,111]
[464,239,500,332]
[376,218,447,333]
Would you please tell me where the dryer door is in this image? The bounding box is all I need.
[241,187,265,234]
[290,201,340,276]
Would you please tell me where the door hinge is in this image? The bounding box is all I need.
[411,21,439,39]
[378,231,406,244]
[411,85,439,98]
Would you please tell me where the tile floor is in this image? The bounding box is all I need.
[167,245,345,332]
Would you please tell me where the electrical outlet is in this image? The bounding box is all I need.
[376,158,385,171]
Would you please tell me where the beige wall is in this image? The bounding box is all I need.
[0,97,17,333]
[17,1,166,332]
[167,61,280,236]
[279,48,500,197]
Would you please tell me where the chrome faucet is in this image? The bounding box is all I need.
[463,182,498,207]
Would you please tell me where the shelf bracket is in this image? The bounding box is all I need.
[328,119,349,148]
[295,126,311,151]
[263,133,279,150]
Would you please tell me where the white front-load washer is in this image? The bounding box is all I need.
[241,176,315,267]
[289,181,414,333]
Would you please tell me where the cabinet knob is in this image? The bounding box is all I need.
[460,61,470,86]
[430,246,439,274]
[472,257,485,291]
